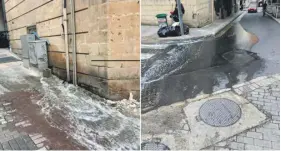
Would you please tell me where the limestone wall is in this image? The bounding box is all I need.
[4,0,140,100]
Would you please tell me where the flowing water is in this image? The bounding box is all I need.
[141,22,263,112]
[0,61,140,150]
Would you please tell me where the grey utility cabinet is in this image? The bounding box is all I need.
[28,40,48,71]
[20,34,35,68]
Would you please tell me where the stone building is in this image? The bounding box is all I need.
[142,0,238,28]
[3,0,140,100]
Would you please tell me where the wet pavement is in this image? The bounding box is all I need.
[141,12,280,112]
[0,49,140,150]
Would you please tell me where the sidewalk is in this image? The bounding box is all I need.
[0,49,140,150]
[266,12,280,24]
[142,11,245,45]
[142,74,280,150]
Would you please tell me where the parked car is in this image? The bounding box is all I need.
[248,3,258,13]
[258,0,263,7]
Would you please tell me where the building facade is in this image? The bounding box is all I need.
[4,0,140,100]
[142,0,238,28]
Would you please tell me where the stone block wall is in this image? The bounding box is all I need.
[4,0,140,100]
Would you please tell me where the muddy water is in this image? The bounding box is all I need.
[141,23,262,112]
[0,63,140,150]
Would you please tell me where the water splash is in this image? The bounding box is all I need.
[36,76,140,150]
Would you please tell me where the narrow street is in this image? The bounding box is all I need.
[141,7,280,151]
[141,11,280,112]
[0,49,140,150]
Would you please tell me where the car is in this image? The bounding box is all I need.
[258,0,263,7]
[248,3,258,13]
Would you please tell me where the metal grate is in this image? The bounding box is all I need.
[199,98,242,127]
[0,57,19,64]
[141,142,170,150]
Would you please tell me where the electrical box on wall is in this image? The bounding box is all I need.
[28,40,48,71]
[20,34,35,68]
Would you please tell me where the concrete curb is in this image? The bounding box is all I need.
[142,11,246,49]
[184,74,280,104]
[266,12,280,23]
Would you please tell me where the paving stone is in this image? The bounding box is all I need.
[255,89,265,93]
[254,139,272,148]
[37,142,44,148]
[263,123,279,129]
[14,136,29,150]
[2,141,12,150]
[26,141,37,150]
[272,141,280,150]
[243,137,254,145]
[21,135,33,143]
[30,134,43,141]
[252,101,264,106]
[37,146,47,150]
[236,136,244,143]
[214,146,230,150]
[272,116,280,121]
[247,96,258,101]
[265,96,277,100]
[246,132,263,139]
[245,144,263,150]
[263,132,280,142]
[8,139,20,150]
[34,137,47,145]
[229,142,245,150]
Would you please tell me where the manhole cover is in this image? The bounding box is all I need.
[141,142,170,150]
[222,50,256,65]
[199,98,241,127]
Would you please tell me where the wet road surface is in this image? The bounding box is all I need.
[141,12,280,112]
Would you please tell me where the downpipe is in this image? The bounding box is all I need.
[63,0,70,82]
[70,0,77,86]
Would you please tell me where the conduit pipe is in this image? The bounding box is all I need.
[63,0,70,82]
[70,0,77,86]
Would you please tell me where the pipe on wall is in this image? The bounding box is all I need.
[70,0,77,86]
[63,0,70,82]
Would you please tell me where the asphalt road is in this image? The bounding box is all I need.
[141,11,280,112]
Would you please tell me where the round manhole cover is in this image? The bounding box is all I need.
[199,98,242,127]
[141,142,170,150]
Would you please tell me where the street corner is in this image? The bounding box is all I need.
[141,101,187,135]
[181,91,267,150]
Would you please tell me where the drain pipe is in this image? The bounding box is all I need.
[70,0,77,86]
[63,0,70,82]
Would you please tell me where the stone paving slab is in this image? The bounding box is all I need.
[0,100,47,150]
[142,74,280,150]
[206,75,280,150]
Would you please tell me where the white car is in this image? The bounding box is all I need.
[248,3,258,13]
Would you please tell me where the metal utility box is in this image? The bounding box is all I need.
[28,40,48,71]
[20,34,35,59]
[20,34,35,68]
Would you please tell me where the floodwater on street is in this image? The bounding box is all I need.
[0,61,140,150]
[141,13,280,112]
